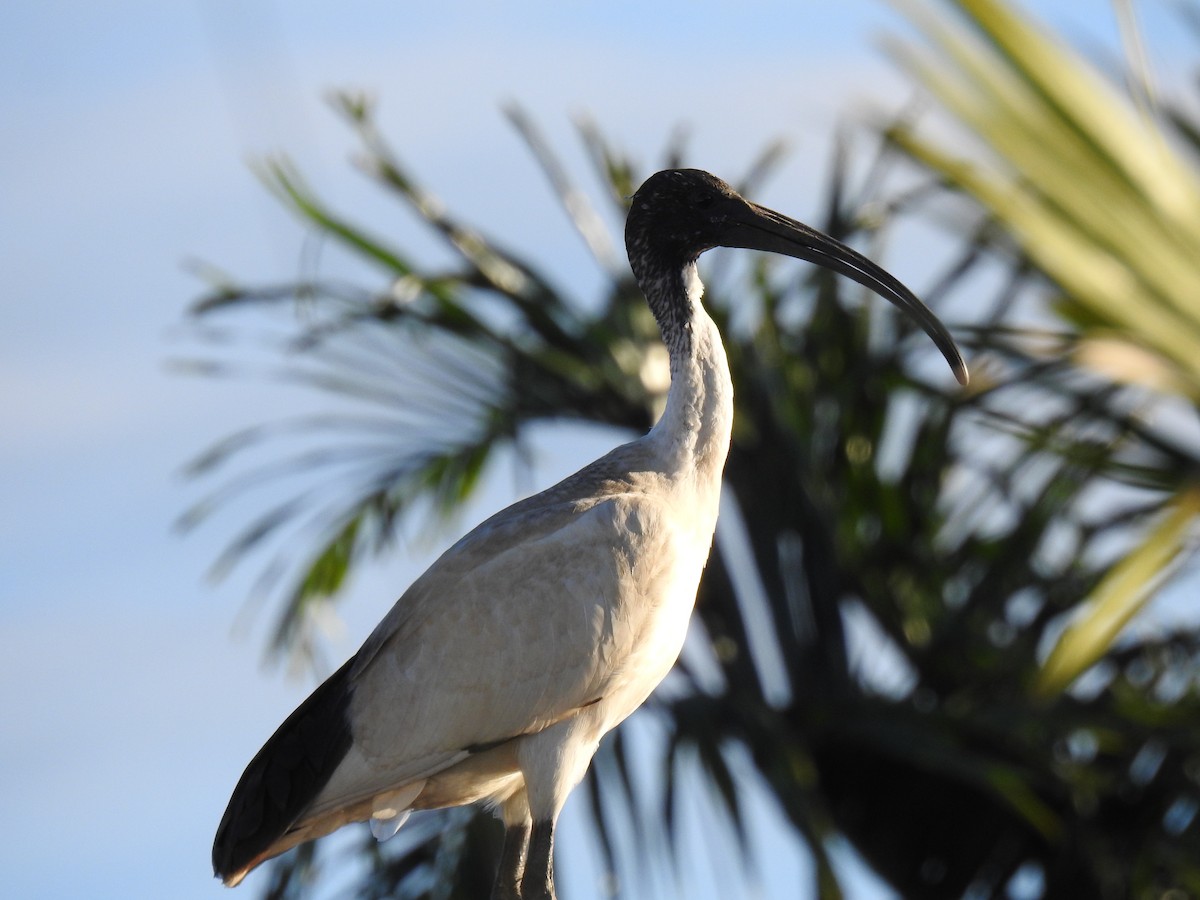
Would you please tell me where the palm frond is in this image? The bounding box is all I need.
[192,43,1200,895]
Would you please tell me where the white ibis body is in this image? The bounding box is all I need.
[213,169,967,899]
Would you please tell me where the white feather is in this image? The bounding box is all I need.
[304,308,733,828]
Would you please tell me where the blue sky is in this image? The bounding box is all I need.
[2,2,1194,899]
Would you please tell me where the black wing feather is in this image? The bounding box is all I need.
[212,655,355,882]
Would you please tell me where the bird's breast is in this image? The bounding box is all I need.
[579,486,719,732]
[342,475,720,785]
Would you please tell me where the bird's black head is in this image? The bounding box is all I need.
[625,169,751,270]
[624,168,969,384]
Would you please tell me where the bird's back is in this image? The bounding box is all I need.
[336,438,717,789]
[212,435,720,884]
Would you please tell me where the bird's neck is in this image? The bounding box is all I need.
[645,262,734,486]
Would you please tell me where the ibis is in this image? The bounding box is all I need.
[213,168,967,899]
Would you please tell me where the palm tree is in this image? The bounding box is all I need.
[185,3,1200,896]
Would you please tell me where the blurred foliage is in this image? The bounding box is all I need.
[188,1,1200,897]
[883,0,1200,699]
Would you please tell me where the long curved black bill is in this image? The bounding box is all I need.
[722,202,969,385]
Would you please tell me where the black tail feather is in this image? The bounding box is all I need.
[212,656,356,883]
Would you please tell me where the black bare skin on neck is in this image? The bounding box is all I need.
[625,169,750,357]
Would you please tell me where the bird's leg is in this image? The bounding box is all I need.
[519,819,556,900]
[490,821,531,900]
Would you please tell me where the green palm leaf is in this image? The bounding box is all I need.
[885,0,1200,696]
[190,31,1200,893]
